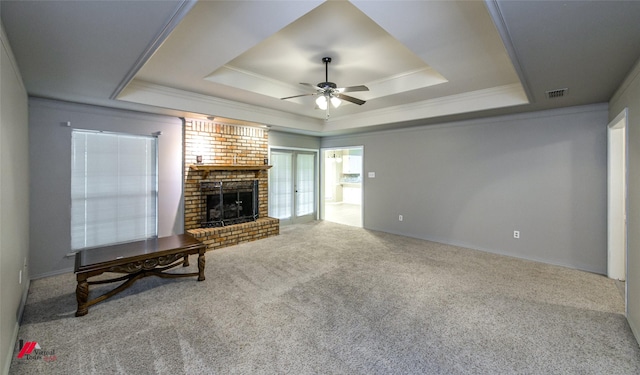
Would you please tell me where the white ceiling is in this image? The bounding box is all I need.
[2,1,640,136]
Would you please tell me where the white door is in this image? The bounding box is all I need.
[294,152,316,222]
[269,149,317,225]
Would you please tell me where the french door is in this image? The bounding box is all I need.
[269,149,317,225]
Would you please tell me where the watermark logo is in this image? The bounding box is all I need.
[17,340,56,362]
[17,341,39,358]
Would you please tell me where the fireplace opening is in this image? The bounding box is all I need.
[200,180,259,227]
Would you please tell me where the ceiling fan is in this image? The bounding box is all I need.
[281,57,369,115]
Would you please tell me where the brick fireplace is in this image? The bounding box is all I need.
[184,120,279,250]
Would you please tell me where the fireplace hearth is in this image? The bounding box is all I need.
[200,180,258,227]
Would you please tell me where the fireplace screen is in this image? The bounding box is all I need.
[200,180,259,227]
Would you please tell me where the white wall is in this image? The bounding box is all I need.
[610,57,640,345]
[322,104,609,273]
[29,98,184,278]
[0,23,30,375]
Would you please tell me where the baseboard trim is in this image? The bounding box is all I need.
[17,279,30,324]
[30,267,74,280]
[3,279,29,375]
[628,314,640,348]
[2,322,18,375]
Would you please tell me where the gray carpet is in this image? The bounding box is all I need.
[9,221,640,374]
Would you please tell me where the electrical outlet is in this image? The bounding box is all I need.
[513,230,520,239]
[399,214,403,222]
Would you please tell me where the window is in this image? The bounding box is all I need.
[71,130,158,250]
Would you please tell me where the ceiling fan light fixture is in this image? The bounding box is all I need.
[316,95,328,110]
[330,96,342,108]
[281,57,368,116]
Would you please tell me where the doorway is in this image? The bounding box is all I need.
[322,147,363,227]
[607,108,628,309]
[269,148,317,225]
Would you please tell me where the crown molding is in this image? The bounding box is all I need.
[118,80,528,135]
[1,22,27,93]
[110,0,198,100]
[117,80,324,133]
[324,83,529,132]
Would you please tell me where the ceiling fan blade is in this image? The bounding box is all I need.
[300,82,323,91]
[336,93,366,106]
[337,85,369,93]
[281,93,316,100]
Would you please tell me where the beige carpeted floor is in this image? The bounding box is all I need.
[9,221,640,374]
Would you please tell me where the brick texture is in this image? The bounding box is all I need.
[187,217,279,250]
[184,120,278,250]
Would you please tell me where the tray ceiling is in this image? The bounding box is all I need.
[117,0,526,134]
[3,1,640,135]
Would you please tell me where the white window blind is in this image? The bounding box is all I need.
[295,153,315,216]
[269,151,293,220]
[71,130,158,250]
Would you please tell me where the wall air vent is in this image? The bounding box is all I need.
[545,88,568,99]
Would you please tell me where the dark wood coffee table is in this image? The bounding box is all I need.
[74,234,206,316]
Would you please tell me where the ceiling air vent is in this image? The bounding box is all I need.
[545,88,568,99]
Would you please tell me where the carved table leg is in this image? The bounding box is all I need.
[76,273,89,317]
[183,254,189,267]
[197,252,206,281]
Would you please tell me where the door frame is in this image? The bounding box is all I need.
[320,146,364,227]
[268,146,319,225]
[607,108,628,311]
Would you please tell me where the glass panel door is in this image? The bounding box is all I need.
[269,151,293,223]
[295,152,316,220]
[269,149,316,225]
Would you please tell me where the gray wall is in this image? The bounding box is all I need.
[1,24,30,375]
[610,58,640,344]
[29,98,184,278]
[322,104,609,274]
[269,130,320,150]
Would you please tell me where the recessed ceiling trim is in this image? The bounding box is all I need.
[367,66,446,85]
[0,24,27,91]
[323,83,529,132]
[204,64,304,100]
[483,0,534,103]
[206,64,450,103]
[361,67,448,100]
[109,0,197,100]
[117,80,324,132]
[119,80,528,135]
